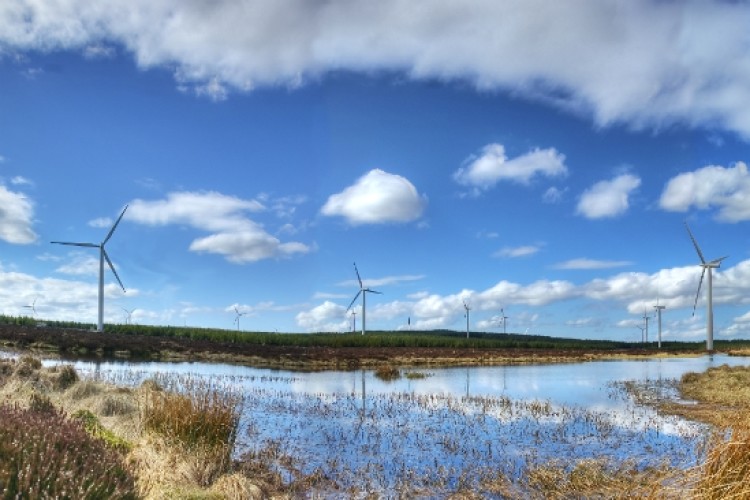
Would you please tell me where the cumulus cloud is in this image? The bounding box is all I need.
[7,2,750,135]
[128,191,310,263]
[453,144,567,192]
[337,273,424,288]
[659,162,750,221]
[321,169,426,225]
[576,174,641,219]
[0,185,37,244]
[295,300,349,332]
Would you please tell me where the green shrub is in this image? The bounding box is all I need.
[0,404,136,498]
[72,409,132,453]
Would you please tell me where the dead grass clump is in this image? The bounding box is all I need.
[66,379,104,400]
[681,365,750,409]
[374,365,401,381]
[50,363,79,391]
[138,378,241,488]
[691,419,750,499]
[511,459,672,499]
[96,392,138,417]
[210,472,264,499]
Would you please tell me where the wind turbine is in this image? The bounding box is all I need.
[685,222,728,352]
[351,310,357,333]
[122,307,134,325]
[642,310,650,343]
[23,298,37,317]
[463,301,471,339]
[234,307,247,331]
[346,262,382,336]
[52,205,128,333]
[500,308,509,334]
[654,301,665,349]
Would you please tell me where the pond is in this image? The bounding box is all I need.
[36,353,750,496]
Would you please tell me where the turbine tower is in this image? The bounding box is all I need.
[654,301,665,349]
[642,310,650,343]
[351,310,357,333]
[463,301,471,339]
[346,262,382,336]
[52,205,128,333]
[685,222,728,352]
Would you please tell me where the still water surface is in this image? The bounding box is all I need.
[37,353,750,494]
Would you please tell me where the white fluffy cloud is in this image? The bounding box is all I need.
[453,144,567,192]
[0,185,37,244]
[295,300,348,332]
[321,169,426,225]
[659,162,750,221]
[6,2,750,136]
[576,174,641,219]
[128,191,310,263]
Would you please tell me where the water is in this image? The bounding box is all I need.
[34,353,750,496]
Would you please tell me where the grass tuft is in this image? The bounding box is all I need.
[374,365,401,381]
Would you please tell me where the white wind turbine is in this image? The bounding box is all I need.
[463,301,471,339]
[346,263,382,336]
[654,300,665,349]
[234,307,247,331]
[52,206,128,333]
[685,222,727,352]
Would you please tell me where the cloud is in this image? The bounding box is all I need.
[337,274,425,288]
[659,162,750,222]
[10,176,31,186]
[88,217,113,229]
[8,2,750,136]
[542,187,566,204]
[54,253,99,276]
[128,191,310,263]
[295,300,348,332]
[576,174,641,219]
[453,144,567,192]
[321,169,426,225]
[493,245,540,258]
[553,258,632,270]
[0,185,37,244]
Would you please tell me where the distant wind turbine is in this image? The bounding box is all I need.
[642,310,650,343]
[346,263,382,336]
[52,205,128,333]
[234,307,247,331]
[351,310,357,333]
[654,301,665,349]
[685,222,728,352]
[463,301,471,339]
[23,298,37,317]
[122,307,134,325]
[500,308,509,334]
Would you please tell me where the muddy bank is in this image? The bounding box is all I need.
[0,324,700,370]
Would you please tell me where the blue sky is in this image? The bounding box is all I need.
[1,1,750,341]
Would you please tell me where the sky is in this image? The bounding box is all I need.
[1,0,750,342]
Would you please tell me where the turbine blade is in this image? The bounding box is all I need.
[684,222,706,264]
[692,267,706,316]
[346,290,362,311]
[103,249,126,292]
[353,262,363,289]
[710,256,729,266]
[103,205,128,245]
[366,289,382,295]
[51,241,99,248]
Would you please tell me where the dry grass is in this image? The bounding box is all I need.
[374,365,401,381]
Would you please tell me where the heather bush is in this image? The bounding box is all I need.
[0,404,136,498]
